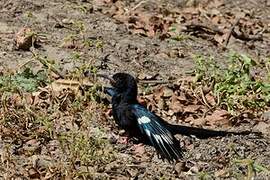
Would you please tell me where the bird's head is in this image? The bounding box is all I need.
[110,73,137,94]
[98,72,138,99]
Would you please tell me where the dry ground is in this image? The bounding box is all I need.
[0,0,270,179]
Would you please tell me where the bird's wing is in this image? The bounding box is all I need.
[131,104,182,161]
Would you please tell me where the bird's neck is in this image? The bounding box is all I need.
[124,96,138,104]
[121,90,138,103]
[113,87,138,104]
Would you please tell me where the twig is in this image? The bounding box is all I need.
[232,30,263,41]
[126,164,147,168]
[224,17,240,47]
[139,79,174,84]
[125,0,148,15]
[183,23,224,35]
[200,87,212,109]
[190,88,205,107]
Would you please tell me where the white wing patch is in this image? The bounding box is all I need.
[138,116,173,145]
[138,116,151,124]
[132,104,182,160]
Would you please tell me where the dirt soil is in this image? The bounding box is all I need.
[0,0,270,179]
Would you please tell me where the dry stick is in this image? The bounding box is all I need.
[223,17,240,47]
[231,30,263,41]
[184,23,224,35]
[139,79,173,84]
[125,0,148,14]
[200,87,212,109]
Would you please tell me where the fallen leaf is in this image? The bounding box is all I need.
[153,86,165,100]
[205,93,216,106]
[204,109,230,126]
[133,144,145,155]
[192,117,206,126]
[184,116,195,123]
[184,105,201,113]
[15,27,37,50]
[215,169,229,177]
[169,94,183,113]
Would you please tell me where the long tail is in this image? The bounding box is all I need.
[167,124,262,139]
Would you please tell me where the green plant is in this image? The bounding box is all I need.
[233,159,269,180]
[194,53,270,113]
[0,67,48,92]
[57,129,114,167]
[197,171,211,180]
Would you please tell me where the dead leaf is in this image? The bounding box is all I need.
[15,27,37,50]
[49,79,94,94]
[215,169,229,177]
[28,168,40,178]
[126,168,138,177]
[23,139,41,153]
[153,86,165,100]
[133,144,145,155]
[184,105,201,113]
[169,94,183,113]
[204,109,229,126]
[192,117,206,126]
[214,33,227,45]
[184,116,195,123]
[166,109,174,116]
[262,111,270,120]
[177,93,188,103]
[205,93,216,106]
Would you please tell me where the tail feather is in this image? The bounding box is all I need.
[168,124,262,139]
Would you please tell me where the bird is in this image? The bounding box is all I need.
[99,72,260,162]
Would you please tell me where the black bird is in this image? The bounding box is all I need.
[100,72,259,162]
